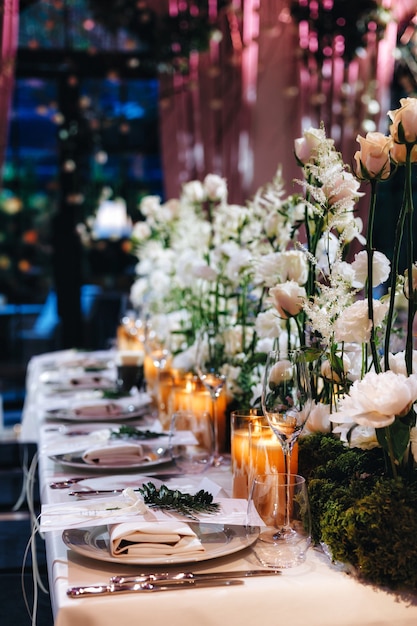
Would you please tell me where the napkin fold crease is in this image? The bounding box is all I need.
[82,442,157,465]
[108,521,205,557]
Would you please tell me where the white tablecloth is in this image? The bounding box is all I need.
[20,350,417,626]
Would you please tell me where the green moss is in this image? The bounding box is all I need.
[299,433,417,589]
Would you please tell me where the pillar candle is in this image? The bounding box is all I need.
[170,375,227,452]
[249,424,298,488]
[230,409,265,499]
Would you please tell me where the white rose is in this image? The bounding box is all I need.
[182,180,205,203]
[203,174,228,202]
[225,249,252,282]
[331,370,417,429]
[278,250,308,285]
[351,250,391,288]
[383,350,417,375]
[294,127,329,164]
[342,216,366,245]
[192,262,218,281]
[333,424,379,450]
[269,281,306,319]
[320,353,351,383]
[269,359,293,384]
[140,195,161,217]
[303,402,331,434]
[334,299,388,343]
[131,221,152,241]
[255,309,283,339]
[332,260,355,285]
[254,253,284,288]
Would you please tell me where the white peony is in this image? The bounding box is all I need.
[334,299,388,343]
[331,370,417,429]
[351,250,391,288]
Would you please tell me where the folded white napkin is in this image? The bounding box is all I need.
[108,521,205,557]
[82,443,157,465]
[74,403,125,418]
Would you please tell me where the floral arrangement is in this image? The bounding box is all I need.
[130,169,313,408]
[130,97,417,589]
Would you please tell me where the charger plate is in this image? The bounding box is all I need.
[49,446,172,471]
[62,523,259,565]
[45,401,150,422]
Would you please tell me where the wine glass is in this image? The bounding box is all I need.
[261,348,312,538]
[169,410,215,474]
[143,322,172,417]
[195,326,227,466]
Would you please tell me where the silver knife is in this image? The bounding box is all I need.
[68,489,126,496]
[67,578,243,598]
[110,569,281,584]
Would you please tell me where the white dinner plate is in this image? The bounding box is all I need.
[49,445,173,471]
[44,401,151,422]
[40,372,116,392]
[62,523,259,565]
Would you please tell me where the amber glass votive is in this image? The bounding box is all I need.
[169,374,228,452]
[248,423,298,493]
[230,409,266,499]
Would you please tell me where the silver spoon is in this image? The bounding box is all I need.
[49,476,96,489]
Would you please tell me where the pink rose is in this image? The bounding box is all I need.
[354,132,392,180]
[388,97,417,145]
[294,127,329,165]
[269,281,306,319]
[390,142,417,164]
[322,170,363,207]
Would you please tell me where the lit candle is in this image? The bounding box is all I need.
[230,409,265,499]
[249,424,298,487]
[144,352,173,396]
[170,376,227,451]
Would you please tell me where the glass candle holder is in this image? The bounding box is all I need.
[230,409,266,499]
[169,374,228,453]
[248,423,299,493]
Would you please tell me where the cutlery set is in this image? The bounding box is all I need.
[67,569,281,597]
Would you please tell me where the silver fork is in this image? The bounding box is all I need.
[49,476,96,489]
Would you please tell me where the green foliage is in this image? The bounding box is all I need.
[299,433,417,589]
[138,482,220,520]
[110,426,168,440]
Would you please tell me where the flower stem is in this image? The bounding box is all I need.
[383,163,409,371]
[404,145,415,376]
[366,179,381,373]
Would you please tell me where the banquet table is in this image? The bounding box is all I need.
[19,349,417,626]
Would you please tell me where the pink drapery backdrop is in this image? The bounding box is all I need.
[0,0,19,182]
[157,0,417,206]
[1,1,417,203]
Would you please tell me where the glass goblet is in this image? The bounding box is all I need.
[247,473,311,568]
[195,326,227,466]
[169,410,214,474]
[261,349,312,535]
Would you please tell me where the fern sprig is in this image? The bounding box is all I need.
[138,482,220,520]
[110,426,168,440]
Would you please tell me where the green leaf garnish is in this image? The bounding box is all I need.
[138,482,220,520]
[110,426,168,440]
[102,390,131,399]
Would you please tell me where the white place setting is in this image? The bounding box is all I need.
[17,348,417,626]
